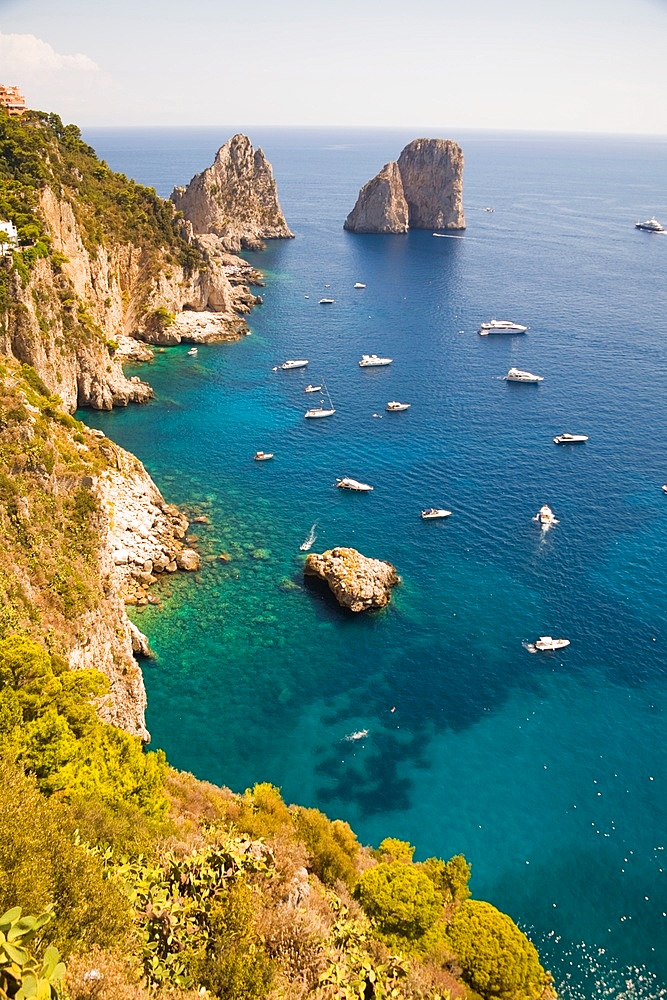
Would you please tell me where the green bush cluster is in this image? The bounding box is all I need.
[0,633,168,818]
[0,905,65,1000]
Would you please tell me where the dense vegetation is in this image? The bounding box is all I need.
[0,109,555,1000]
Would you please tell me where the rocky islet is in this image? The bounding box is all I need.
[344,137,465,233]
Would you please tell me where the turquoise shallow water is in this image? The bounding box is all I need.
[81,128,667,998]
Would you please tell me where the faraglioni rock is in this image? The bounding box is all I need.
[171,134,294,252]
[344,137,465,233]
[343,161,409,234]
[304,546,399,612]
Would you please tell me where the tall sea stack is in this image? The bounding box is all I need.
[171,134,294,251]
[344,138,465,233]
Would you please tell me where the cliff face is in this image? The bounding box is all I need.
[0,362,202,740]
[171,134,294,251]
[344,138,465,233]
[342,162,409,234]
[397,138,465,230]
[0,114,267,412]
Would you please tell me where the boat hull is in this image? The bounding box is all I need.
[305,409,335,418]
[337,478,373,491]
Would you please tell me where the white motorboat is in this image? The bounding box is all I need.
[187,347,198,355]
[421,508,452,519]
[554,433,588,444]
[345,729,369,741]
[534,636,570,651]
[359,354,392,367]
[304,384,322,393]
[635,217,665,233]
[336,478,373,491]
[299,522,317,551]
[662,485,667,494]
[319,297,335,304]
[278,359,309,370]
[305,383,335,418]
[478,319,528,335]
[386,401,410,411]
[353,282,366,289]
[254,451,274,461]
[534,504,558,528]
[504,367,543,383]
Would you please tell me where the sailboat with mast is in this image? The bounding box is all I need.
[305,382,335,418]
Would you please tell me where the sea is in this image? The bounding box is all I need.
[80,126,667,999]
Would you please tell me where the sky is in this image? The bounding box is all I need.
[1,0,667,133]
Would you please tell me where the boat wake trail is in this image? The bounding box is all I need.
[299,522,318,551]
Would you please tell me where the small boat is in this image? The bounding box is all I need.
[299,522,317,551]
[344,729,368,741]
[353,282,366,289]
[187,347,198,355]
[635,217,665,233]
[304,384,322,393]
[305,383,335,418]
[662,485,667,494]
[484,206,495,213]
[319,297,335,304]
[386,401,410,412]
[336,478,373,492]
[554,433,589,445]
[478,319,528,335]
[279,359,309,370]
[359,354,392,367]
[534,636,570,651]
[534,504,558,529]
[254,451,274,461]
[504,367,543,383]
[421,508,452,519]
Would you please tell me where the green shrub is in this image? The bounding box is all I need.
[0,759,132,957]
[377,837,416,862]
[354,861,442,939]
[292,807,359,887]
[422,853,472,905]
[443,899,551,1000]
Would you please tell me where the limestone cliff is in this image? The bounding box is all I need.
[397,138,465,230]
[171,134,294,252]
[0,361,202,740]
[0,112,265,412]
[342,161,409,234]
[344,137,465,233]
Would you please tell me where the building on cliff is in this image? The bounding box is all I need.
[0,220,18,255]
[0,84,27,116]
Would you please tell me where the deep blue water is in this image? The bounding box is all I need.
[81,127,667,998]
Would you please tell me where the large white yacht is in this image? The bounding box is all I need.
[504,367,543,383]
[359,354,392,367]
[554,433,588,444]
[478,319,528,335]
[336,478,373,491]
[635,217,665,233]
